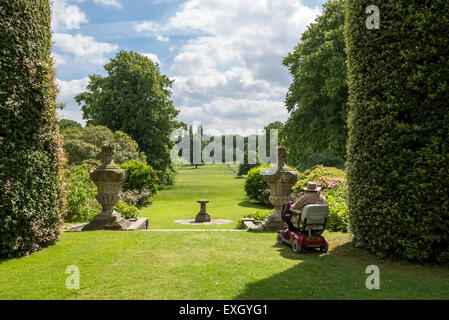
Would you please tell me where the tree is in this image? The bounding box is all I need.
[0,0,66,257]
[282,0,347,169]
[75,51,183,185]
[62,125,147,165]
[345,0,449,263]
[59,119,82,130]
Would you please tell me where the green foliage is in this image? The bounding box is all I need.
[293,165,346,194]
[75,51,183,185]
[65,164,143,222]
[244,164,271,204]
[295,149,345,172]
[119,161,158,193]
[59,119,82,130]
[65,164,100,223]
[323,183,348,232]
[121,187,152,209]
[62,125,146,165]
[237,150,260,176]
[283,0,348,169]
[345,0,449,262]
[0,0,66,257]
[236,210,273,229]
[114,200,141,220]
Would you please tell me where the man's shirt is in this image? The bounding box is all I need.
[291,192,326,211]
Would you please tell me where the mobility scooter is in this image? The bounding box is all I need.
[277,203,329,253]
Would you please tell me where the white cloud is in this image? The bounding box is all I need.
[51,52,69,66]
[56,77,90,105]
[135,0,320,131]
[177,98,289,135]
[56,77,90,124]
[53,33,118,64]
[142,53,161,66]
[57,109,85,125]
[156,35,170,42]
[93,0,123,9]
[51,1,88,32]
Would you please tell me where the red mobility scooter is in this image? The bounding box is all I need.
[277,203,329,253]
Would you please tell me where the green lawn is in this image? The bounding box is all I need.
[1,231,448,299]
[1,164,448,300]
[141,164,272,229]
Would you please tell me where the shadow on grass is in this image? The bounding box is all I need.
[233,241,369,300]
[234,238,449,299]
[238,200,272,209]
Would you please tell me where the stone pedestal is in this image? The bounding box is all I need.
[260,146,298,231]
[82,144,148,231]
[195,200,211,222]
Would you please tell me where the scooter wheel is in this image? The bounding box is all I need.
[276,233,284,244]
[292,239,303,253]
[320,239,329,253]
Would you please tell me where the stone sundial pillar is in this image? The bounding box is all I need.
[260,146,298,230]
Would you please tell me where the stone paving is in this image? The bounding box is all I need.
[173,218,233,226]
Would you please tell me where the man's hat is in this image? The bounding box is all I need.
[303,181,321,192]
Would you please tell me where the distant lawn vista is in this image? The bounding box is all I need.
[141,165,273,229]
[1,164,448,300]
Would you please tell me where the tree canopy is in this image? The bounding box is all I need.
[282,0,347,169]
[75,50,183,185]
[59,119,83,131]
[62,125,147,166]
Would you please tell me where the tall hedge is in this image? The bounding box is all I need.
[0,0,66,257]
[345,1,449,262]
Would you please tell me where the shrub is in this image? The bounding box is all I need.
[59,119,83,130]
[345,0,449,262]
[157,167,176,189]
[236,210,273,229]
[237,150,260,176]
[119,161,159,193]
[65,164,144,222]
[244,164,271,204]
[323,183,348,232]
[295,149,345,172]
[0,0,66,257]
[293,165,346,193]
[114,200,141,220]
[65,164,100,222]
[62,125,147,166]
[121,187,152,209]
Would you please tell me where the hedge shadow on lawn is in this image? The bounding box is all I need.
[233,241,369,300]
[237,200,270,209]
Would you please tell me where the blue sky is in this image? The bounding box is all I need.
[53,0,327,134]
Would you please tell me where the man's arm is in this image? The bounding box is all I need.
[320,194,327,204]
[291,195,307,210]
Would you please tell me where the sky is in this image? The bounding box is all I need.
[52,0,327,135]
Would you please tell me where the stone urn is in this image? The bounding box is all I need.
[83,144,128,230]
[260,146,298,230]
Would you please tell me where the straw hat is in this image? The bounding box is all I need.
[303,181,321,192]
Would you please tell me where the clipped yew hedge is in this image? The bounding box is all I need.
[345,1,449,262]
[0,0,66,257]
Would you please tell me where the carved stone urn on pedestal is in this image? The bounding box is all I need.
[82,144,146,231]
[259,146,298,230]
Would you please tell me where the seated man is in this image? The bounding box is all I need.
[285,181,326,231]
